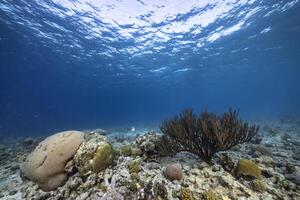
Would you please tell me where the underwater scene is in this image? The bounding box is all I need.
[0,0,300,199]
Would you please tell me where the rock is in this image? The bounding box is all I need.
[250,145,273,157]
[164,163,182,181]
[261,156,274,167]
[235,159,262,180]
[68,177,82,190]
[281,133,291,141]
[20,131,85,191]
[212,165,221,172]
[198,162,210,170]
[91,128,107,135]
[153,181,168,199]
[135,133,174,158]
[251,179,266,193]
[292,148,300,160]
[74,134,114,176]
[261,169,273,178]
[64,160,76,175]
[268,128,279,136]
[290,140,300,146]
[251,135,262,144]
[285,163,296,174]
[279,179,293,190]
[23,137,34,146]
[294,172,300,185]
[145,162,160,170]
[218,153,234,172]
[10,164,19,172]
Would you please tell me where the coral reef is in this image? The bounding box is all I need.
[1,119,300,200]
[160,108,259,161]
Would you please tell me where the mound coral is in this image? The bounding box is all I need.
[235,159,262,180]
[21,131,85,191]
[160,108,259,162]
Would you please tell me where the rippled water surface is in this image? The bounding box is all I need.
[0,0,300,135]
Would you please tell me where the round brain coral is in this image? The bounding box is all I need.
[165,163,182,181]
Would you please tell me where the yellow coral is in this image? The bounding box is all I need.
[180,188,195,200]
[128,160,141,174]
[129,179,138,191]
[236,159,262,179]
[91,143,114,173]
[202,190,218,200]
[120,145,132,156]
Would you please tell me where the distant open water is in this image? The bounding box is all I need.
[0,0,300,136]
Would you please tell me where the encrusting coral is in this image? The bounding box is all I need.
[160,108,259,162]
[73,134,114,176]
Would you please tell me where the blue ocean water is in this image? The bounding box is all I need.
[0,0,300,136]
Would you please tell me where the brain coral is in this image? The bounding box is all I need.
[21,130,85,191]
[235,159,262,180]
[164,163,182,181]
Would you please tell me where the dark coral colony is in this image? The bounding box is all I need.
[0,108,300,199]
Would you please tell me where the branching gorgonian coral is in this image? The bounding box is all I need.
[160,108,259,162]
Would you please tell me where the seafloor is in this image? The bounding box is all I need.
[0,119,300,200]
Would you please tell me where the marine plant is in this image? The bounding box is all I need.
[160,108,259,162]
